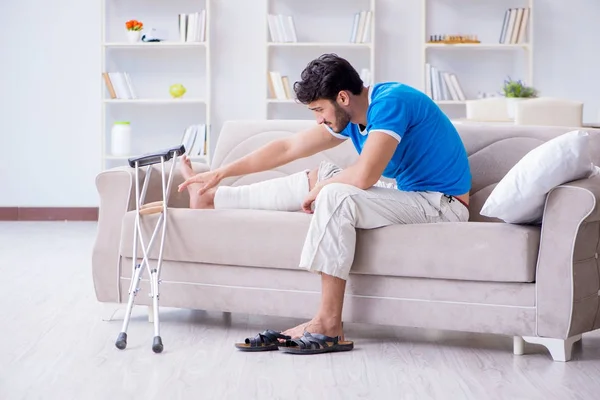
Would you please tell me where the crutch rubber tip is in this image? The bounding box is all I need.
[152,336,164,353]
[115,332,127,350]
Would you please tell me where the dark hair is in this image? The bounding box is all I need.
[293,54,363,104]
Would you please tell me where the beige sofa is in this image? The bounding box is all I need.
[93,120,600,361]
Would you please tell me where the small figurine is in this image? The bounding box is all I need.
[428,34,480,44]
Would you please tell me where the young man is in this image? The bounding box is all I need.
[177,53,471,353]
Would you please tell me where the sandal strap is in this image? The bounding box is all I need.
[305,332,339,345]
[291,332,338,349]
[245,329,291,347]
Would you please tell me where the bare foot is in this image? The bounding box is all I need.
[281,316,344,340]
[179,155,195,179]
[179,156,214,209]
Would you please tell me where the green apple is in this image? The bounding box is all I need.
[169,83,187,98]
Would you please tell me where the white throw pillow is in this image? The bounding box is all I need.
[480,130,594,224]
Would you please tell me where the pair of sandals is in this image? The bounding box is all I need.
[235,329,354,355]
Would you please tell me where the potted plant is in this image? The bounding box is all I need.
[125,20,144,43]
[502,77,538,119]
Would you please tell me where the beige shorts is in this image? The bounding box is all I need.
[315,160,469,225]
[297,161,469,279]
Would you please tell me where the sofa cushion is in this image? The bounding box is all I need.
[120,208,540,283]
[480,130,594,224]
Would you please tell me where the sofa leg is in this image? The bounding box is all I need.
[521,335,582,362]
[513,336,525,355]
[148,305,154,323]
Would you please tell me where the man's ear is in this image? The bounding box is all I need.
[337,90,350,106]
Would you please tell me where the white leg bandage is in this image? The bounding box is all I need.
[214,170,310,211]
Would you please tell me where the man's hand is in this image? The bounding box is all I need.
[178,169,224,195]
[302,184,323,214]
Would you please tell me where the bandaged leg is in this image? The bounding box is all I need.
[213,170,310,211]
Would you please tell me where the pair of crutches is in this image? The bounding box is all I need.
[115,144,185,353]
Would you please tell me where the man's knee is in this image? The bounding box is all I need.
[310,161,344,191]
[316,183,359,207]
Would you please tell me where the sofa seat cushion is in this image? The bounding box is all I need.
[120,208,540,283]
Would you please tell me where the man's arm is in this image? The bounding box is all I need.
[219,123,346,179]
[314,131,399,190]
[313,98,406,190]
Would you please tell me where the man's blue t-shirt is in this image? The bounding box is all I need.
[328,82,471,196]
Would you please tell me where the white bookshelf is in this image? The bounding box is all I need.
[100,0,212,170]
[103,42,207,50]
[267,42,373,48]
[422,0,534,115]
[265,0,376,120]
[103,99,207,104]
[424,43,530,50]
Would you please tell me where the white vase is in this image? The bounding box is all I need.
[506,97,527,119]
[127,30,141,43]
[111,121,132,156]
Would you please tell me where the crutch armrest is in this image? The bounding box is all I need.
[128,144,186,168]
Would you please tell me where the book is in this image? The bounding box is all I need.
[104,72,136,99]
[267,71,293,100]
[180,124,207,156]
[425,64,465,102]
[267,14,297,42]
[180,10,207,42]
[350,10,371,43]
[499,8,530,44]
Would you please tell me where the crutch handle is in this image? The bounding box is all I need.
[140,205,163,215]
[141,201,164,210]
[128,144,186,168]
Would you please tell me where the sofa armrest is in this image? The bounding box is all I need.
[536,174,600,339]
[91,161,210,303]
[92,166,139,303]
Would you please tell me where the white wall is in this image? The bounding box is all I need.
[0,0,102,207]
[1,0,598,207]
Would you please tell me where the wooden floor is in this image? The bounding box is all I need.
[1,221,600,400]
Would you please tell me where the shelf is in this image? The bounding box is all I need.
[423,0,534,113]
[103,98,206,104]
[425,43,529,50]
[267,98,297,103]
[101,1,213,171]
[435,100,466,105]
[104,42,207,48]
[268,42,371,48]
[265,0,376,119]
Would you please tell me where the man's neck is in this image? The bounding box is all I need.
[351,86,370,126]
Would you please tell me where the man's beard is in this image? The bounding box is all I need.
[328,102,352,133]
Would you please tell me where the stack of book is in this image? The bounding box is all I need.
[179,10,207,42]
[349,10,372,43]
[267,71,293,100]
[103,72,136,99]
[499,8,530,44]
[425,64,466,102]
[181,124,208,157]
[267,14,297,43]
